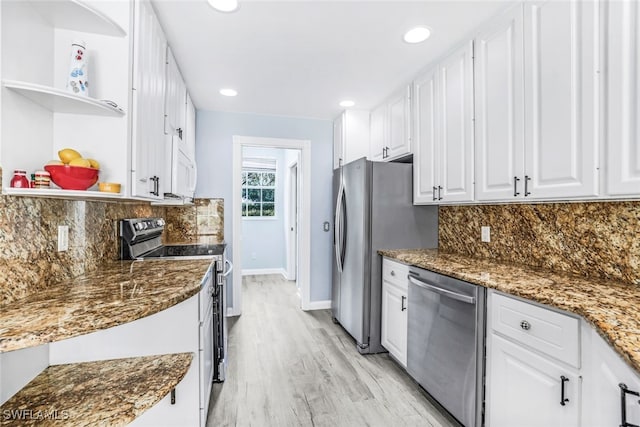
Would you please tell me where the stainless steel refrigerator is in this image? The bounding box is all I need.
[332,157,438,354]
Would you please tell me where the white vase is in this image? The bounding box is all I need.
[66,40,89,97]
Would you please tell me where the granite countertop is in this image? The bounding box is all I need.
[0,353,193,426]
[0,259,213,353]
[379,248,640,374]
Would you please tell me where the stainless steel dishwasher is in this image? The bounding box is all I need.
[407,267,485,427]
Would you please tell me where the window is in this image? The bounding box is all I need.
[242,158,276,218]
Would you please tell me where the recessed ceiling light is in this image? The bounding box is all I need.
[207,0,239,13]
[403,26,432,44]
[220,88,237,97]
[339,100,355,108]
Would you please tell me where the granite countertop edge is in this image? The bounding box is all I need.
[0,259,214,354]
[379,248,640,375]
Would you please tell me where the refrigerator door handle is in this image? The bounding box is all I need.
[334,181,345,273]
[339,188,347,270]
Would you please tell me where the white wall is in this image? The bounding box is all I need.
[195,110,333,305]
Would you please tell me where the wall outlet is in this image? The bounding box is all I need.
[481,226,491,243]
[57,225,69,252]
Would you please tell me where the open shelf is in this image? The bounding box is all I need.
[0,353,192,427]
[4,187,128,202]
[3,80,126,116]
[27,0,126,37]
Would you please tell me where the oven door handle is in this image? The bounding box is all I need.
[222,259,233,277]
[408,276,476,304]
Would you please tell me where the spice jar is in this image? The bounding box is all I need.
[34,171,51,188]
[10,170,30,188]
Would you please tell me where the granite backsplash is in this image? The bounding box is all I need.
[0,192,224,305]
[439,201,640,286]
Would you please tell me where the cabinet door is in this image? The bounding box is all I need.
[165,47,186,139]
[381,281,407,367]
[606,0,640,196]
[369,104,386,161]
[413,68,439,204]
[333,113,344,169]
[131,0,166,199]
[386,85,411,160]
[475,5,525,201]
[582,325,640,427]
[343,110,370,164]
[523,0,599,199]
[185,93,196,161]
[486,333,580,427]
[438,42,475,202]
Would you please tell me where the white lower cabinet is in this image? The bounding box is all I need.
[485,291,581,427]
[486,334,581,427]
[582,322,640,427]
[381,259,408,367]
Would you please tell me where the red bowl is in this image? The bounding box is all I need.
[44,165,99,190]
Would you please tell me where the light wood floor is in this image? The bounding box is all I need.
[207,274,457,427]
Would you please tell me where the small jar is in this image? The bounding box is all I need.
[10,170,30,188]
[30,173,36,188]
[34,171,51,188]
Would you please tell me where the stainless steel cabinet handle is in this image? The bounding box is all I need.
[432,186,437,201]
[401,295,407,311]
[408,276,475,304]
[524,175,531,197]
[514,176,520,197]
[520,320,531,330]
[438,185,443,201]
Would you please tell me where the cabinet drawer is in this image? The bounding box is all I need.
[382,258,409,291]
[490,292,580,368]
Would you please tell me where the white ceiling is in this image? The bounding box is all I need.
[151,0,512,120]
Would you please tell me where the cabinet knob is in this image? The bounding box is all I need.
[390,270,395,277]
[520,320,531,331]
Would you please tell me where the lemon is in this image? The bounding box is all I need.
[68,158,91,168]
[46,160,64,166]
[87,158,100,169]
[58,148,82,164]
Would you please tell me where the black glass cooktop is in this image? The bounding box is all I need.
[141,244,226,259]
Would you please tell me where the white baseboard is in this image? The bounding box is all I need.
[302,299,332,311]
[241,268,287,277]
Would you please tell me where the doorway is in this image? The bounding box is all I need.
[286,161,299,282]
[231,136,311,316]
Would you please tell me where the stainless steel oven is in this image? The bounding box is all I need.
[407,267,485,427]
[119,218,230,421]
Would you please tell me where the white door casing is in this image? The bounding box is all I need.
[232,136,311,315]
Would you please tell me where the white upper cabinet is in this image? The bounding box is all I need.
[164,47,187,139]
[605,0,640,197]
[438,42,475,202]
[131,0,166,200]
[474,5,525,201]
[333,110,370,169]
[369,104,387,161]
[413,42,474,204]
[370,85,412,161]
[523,0,599,199]
[413,68,439,204]
[387,86,412,160]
